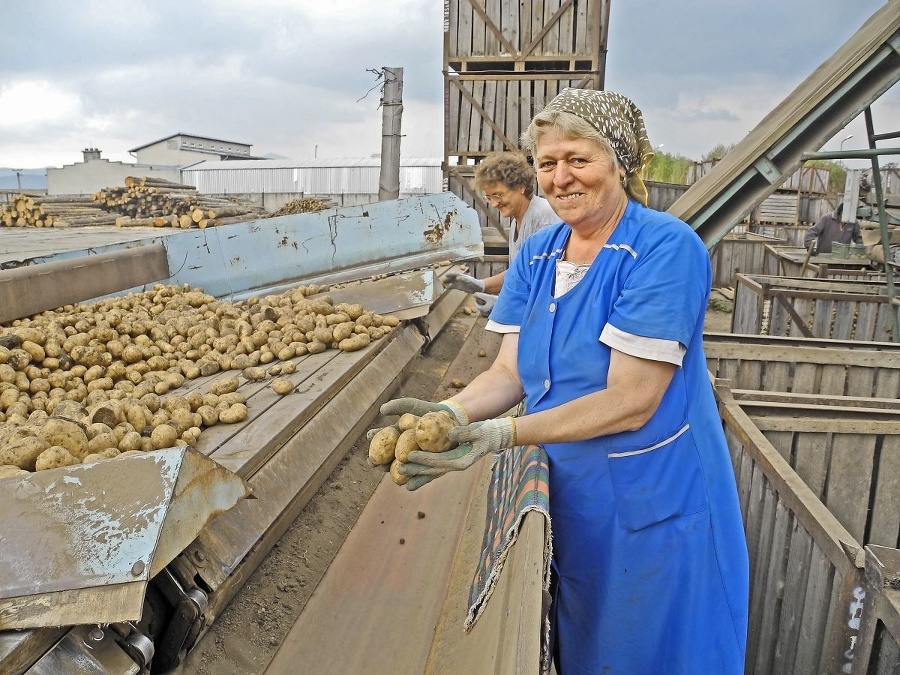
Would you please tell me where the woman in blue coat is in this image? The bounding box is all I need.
[383,88,749,674]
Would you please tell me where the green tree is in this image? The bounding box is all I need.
[702,143,736,162]
[803,159,845,194]
[644,150,691,184]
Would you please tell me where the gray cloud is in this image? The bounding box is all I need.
[1,0,895,168]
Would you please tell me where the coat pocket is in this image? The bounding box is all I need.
[607,424,708,532]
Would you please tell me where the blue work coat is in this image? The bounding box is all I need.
[491,200,749,674]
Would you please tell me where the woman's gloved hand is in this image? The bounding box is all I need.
[442,270,486,294]
[398,417,517,490]
[379,397,468,425]
[473,292,497,316]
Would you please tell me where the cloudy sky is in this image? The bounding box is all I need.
[1,0,896,170]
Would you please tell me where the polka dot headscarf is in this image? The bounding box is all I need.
[540,88,654,206]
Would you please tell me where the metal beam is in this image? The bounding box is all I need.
[669,3,900,248]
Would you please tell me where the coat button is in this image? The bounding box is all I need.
[543,379,551,389]
[549,303,556,313]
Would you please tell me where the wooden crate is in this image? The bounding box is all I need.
[735,400,900,549]
[467,253,508,280]
[710,232,784,288]
[853,545,900,675]
[704,332,900,399]
[443,0,610,166]
[718,386,867,674]
[753,223,808,248]
[753,192,800,224]
[732,274,897,341]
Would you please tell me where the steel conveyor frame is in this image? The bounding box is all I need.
[669,1,900,249]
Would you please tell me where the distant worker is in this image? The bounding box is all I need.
[442,152,558,315]
[803,202,863,254]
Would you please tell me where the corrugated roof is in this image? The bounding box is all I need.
[128,132,252,153]
[185,157,443,171]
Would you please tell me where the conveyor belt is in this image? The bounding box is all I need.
[670,2,900,248]
[0,194,484,672]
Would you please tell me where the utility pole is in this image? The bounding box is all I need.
[378,67,403,202]
[14,169,22,192]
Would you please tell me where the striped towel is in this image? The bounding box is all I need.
[465,443,552,673]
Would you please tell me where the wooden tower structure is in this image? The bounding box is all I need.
[443,0,612,238]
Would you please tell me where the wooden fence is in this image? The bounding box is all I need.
[704,332,900,399]
[732,274,897,341]
[718,385,867,674]
[853,545,900,674]
[710,232,784,288]
[708,335,900,673]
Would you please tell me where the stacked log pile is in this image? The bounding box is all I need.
[94,177,268,229]
[0,177,267,229]
[0,195,108,228]
[269,197,334,217]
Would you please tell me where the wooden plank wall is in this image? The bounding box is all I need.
[446,75,595,160]
[744,409,900,549]
[718,390,866,674]
[710,233,785,288]
[446,0,605,61]
[852,545,900,675]
[732,274,896,341]
[758,226,808,251]
[704,334,900,400]
[443,0,611,206]
[753,193,800,225]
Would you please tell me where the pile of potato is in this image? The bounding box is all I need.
[0,283,400,476]
[368,410,458,485]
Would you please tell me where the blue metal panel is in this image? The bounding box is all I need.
[0,447,248,629]
[13,193,483,302]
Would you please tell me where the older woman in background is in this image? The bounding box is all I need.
[384,89,748,673]
[442,151,558,315]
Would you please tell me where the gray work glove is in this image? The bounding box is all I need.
[378,398,468,425]
[473,292,497,316]
[398,417,516,491]
[367,398,464,441]
[442,270,485,294]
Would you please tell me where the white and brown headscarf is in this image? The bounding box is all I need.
[539,88,654,206]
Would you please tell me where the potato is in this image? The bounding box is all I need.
[397,413,419,432]
[415,411,458,453]
[91,401,125,427]
[181,426,202,445]
[394,428,420,463]
[282,360,297,374]
[169,407,196,435]
[390,458,409,485]
[0,464,28,479]
[87,431,119,454]
[368,426,400,466]
[209,376,240,396]
[35,446,80,471]
[217,392,246,407]
[339,333,370,352]
[219,403,248,424]
[0,436,50,470]
[38,418,89,459]
[307,341,327,354]
[271,378,294,395]
[242,367,267,382]
[197,405,219,427]
[150,424,179,450]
